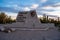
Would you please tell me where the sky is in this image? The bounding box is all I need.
[0,0,60,19]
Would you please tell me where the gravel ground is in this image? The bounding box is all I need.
[0,27,60,40]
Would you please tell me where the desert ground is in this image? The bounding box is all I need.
[0,24,60,40]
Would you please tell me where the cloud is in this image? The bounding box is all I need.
[22,4,39,11]
[41,6,60,11]
[6,4,21,10]
[31,4,39,9]
[23,7,30,11]
[38,15,43,17]
[13,5,21,10]
[41,2,60,11]
[41,6,54,10]
[53,2,60,6]
[42,11,60,17]
[6,4,18,7]
[1,4,39,12]
[1,0,60,18]
[5,12,17,19]
[41,0,47,3]
[38,2,60,17]
[9,2,14,4]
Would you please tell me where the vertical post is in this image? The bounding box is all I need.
[58,17,59,21]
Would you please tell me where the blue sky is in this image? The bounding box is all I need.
[0,0,60,19]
